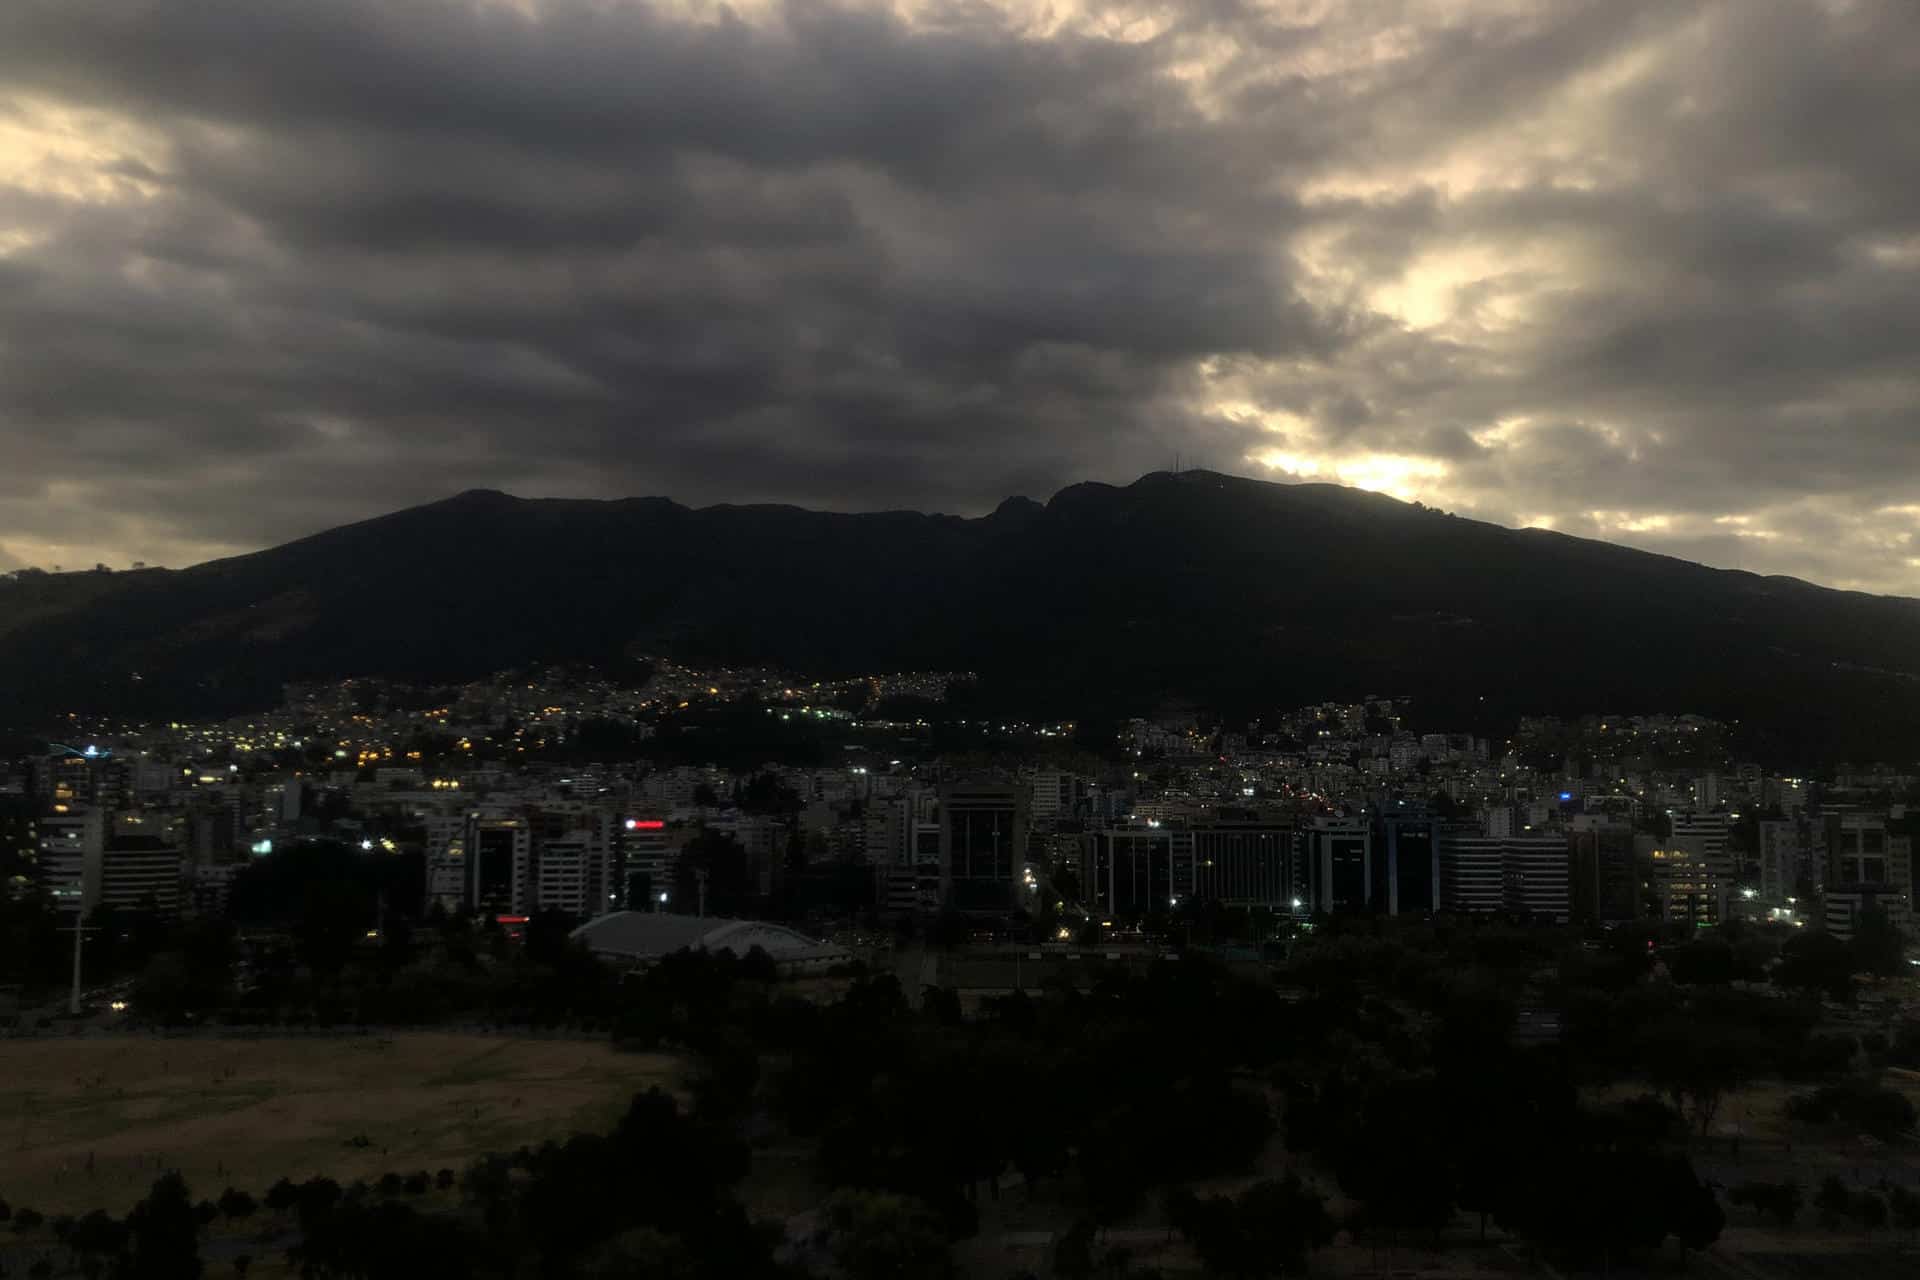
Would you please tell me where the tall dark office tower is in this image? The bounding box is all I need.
[466,814,530,917]
[938,782,1028,912]
[1306,818,1371,914]
[1188,817,1300,910]
[1572,822,1641,923]
[1082,826,1175,921]
[1374,812,1441,915]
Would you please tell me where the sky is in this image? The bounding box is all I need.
[2,0,1918,593]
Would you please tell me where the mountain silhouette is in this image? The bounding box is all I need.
[4,470,1918,763]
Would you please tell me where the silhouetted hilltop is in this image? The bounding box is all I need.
[4,470,1917,763]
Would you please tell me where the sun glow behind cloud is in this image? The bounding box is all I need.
[1,0,1919,594]
[1251,447,1449,502]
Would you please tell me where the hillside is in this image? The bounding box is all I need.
[3,471,1918,762]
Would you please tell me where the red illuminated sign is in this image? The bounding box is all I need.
[626,819,665,830]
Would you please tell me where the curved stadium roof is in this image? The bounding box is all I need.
[570,912,850,968]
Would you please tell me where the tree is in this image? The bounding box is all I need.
[296,1177,343,1229]
[673,832,754,917]
[739,944,778,985]
[817,1190,951,1280]
[1078,1116,1148,1229]
[1052,1219,1096,1280]
[1234,1175,1337,1275]
[1171,1176,1334,1278]
[131,952,197,1023]
[1665,940,1737,986]
[1672,1181,1725,1256]
[1888,1185,1920,1233]
[582,1227,697,1280]
[122,1172,201,1280]
[1639,1015,1764,1135]
[1774,932,1856,1002]
[1814,1176,1850,1229]
[922,986,962,1027]
[1729,1181,1801,1227]
[1854,1191,1889,1231]
[1333,1079,1455,1239]
[1851,907,1907,977]
[738,773,802,816]
[217,1188,255,1220]
[1786,1081,1916,1140]
[264,1179,299,1214]
[69,1209,126,1271]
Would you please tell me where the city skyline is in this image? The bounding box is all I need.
[2,1,1918,591]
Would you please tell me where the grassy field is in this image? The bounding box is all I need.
[0,1034,679,1216]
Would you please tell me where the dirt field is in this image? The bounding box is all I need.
[0,1033,679,1215]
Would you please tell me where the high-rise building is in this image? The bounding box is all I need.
[1029,770,1078,825]
[37,807,105,912]
[424,808,468,911]
[1656,810,1733,921]
[1647,843,1722,927]
[938,782,1027,912]
[0,796,35,899]
[466,812,531,917]
[1374,813,1441,915]
[1669,811,1732,882]
[1188,818,1300,910]
[280,777,305,823]
[534,833,607,918]
[1440,831,1573,922]
[1820,812,1913,939]
[1823,812,1911,893]
[1756,819,1808,905]
[1081,826,1174,920]
[1305,818,1371,914]
[530,803,614,917]
[1503,833,1571,922]
[618,817,673,909]
[1824,887,1910,940]
[98,834,184,915]
[1440,834,1505,915]
[862,797,915,868]
[1571,821,1639,923]
[1081,816,1304,919]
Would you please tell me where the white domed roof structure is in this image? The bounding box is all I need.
[570,911,851,972]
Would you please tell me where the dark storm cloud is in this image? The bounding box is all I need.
[1,0,1918,592]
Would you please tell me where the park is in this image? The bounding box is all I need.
[0,1033,677,1217]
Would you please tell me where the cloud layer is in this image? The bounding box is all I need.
[2,0,1917,591]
